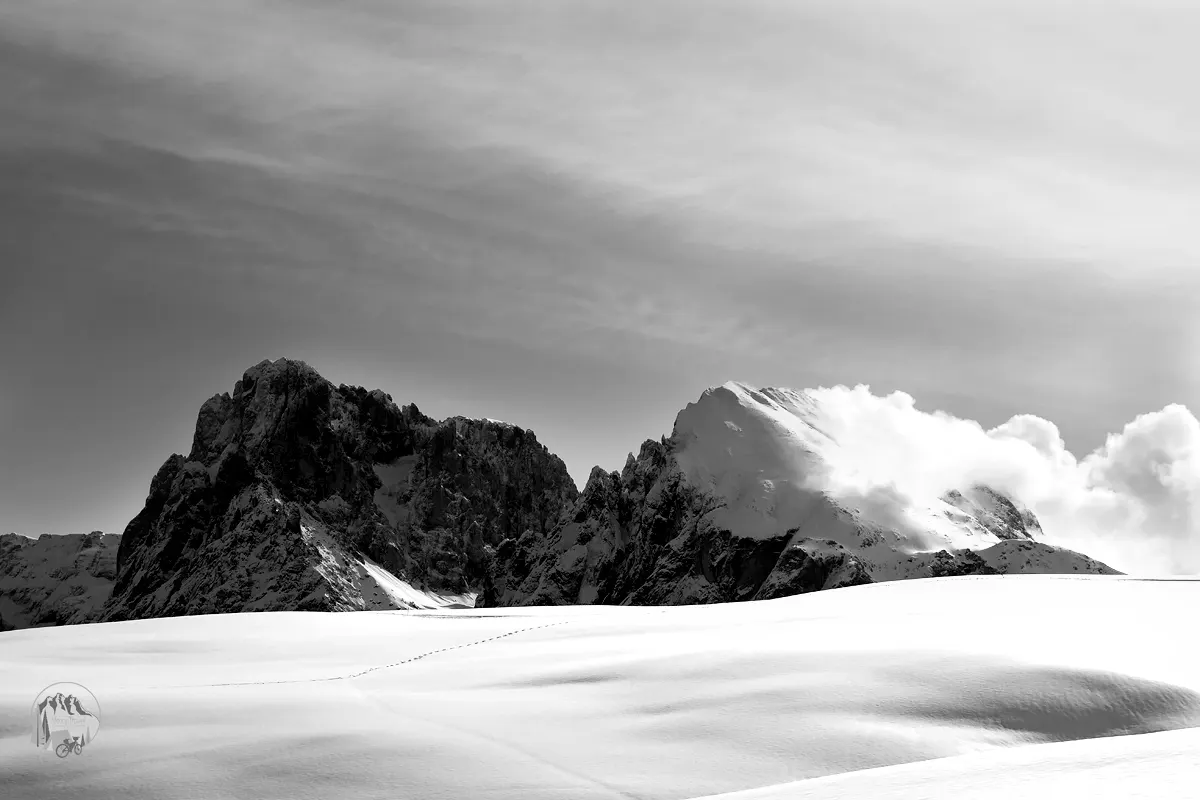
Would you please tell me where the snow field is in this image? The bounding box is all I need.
[2,575,1198,799]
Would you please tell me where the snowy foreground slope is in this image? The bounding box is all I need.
[3,575,1199,800]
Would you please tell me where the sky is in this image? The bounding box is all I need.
[1,1,1198,562]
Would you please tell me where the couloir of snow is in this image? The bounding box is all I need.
[3,575,1199,799]
[358,557,476,610]
[300,522,476,611]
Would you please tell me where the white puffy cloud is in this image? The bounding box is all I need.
[803,385,1200,575]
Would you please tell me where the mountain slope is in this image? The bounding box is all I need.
[9,373,1119,624]
[485,382,1117,606]
[0,532,118,630]
[99,358,577,621]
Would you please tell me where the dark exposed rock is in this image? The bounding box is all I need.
[0,532,119,629]
[754,539,875,599]
[100,358,577,622]
[483,436,879,607]
[927,549,1001,578]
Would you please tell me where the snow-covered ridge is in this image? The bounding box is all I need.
[669,381,1117,577]
[490,382,1118,607]
[675,379,1200,578]
[672,382,831,541]
[674,382,1027,549]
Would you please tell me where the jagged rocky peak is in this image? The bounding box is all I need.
[485,381,1118,608]
[188,358,421,490]
[103,358,578,622]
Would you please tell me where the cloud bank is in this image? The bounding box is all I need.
[804,385,1200,575]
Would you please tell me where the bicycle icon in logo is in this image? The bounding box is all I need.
[31,682,101,758]
[56,735,86,758]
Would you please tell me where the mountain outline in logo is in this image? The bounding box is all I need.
[30,682,101,758]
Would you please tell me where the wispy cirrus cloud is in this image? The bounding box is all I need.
[1,0,1198,536]
[8,0,1200,274]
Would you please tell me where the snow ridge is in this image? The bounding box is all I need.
[673,382,1039,554]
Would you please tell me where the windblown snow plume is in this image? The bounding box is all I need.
[784,383,1200,575]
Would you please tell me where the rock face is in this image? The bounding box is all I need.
[0,532,119,630]
[942,486,1043,541]
[100,358,577,621]
[484,382,1119,607]
[483,443,877,607]
[6,371,1122,627]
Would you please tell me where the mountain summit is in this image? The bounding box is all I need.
[484,381,1117,606]
[100,358,577,621]
[3,368,1119,627]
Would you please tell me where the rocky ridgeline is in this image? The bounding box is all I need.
[480,438,854,607]
[99,358,577,621]
[2,367,1120,628]
[481,385,1119,607]
[479,441,1065,607]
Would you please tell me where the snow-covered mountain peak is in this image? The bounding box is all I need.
[664,381,1112,572]
[674,381,857,471]
[448,381,1119,608]
[682,382,823,433]
[671,382,831,540]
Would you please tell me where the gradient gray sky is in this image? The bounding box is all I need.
[2,0,1198,536]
